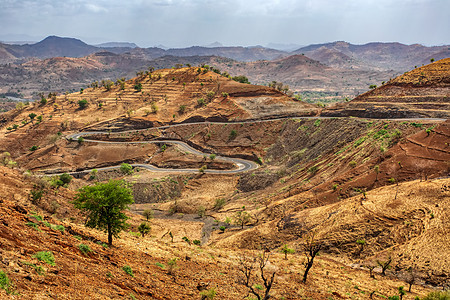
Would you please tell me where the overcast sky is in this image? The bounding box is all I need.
[0,0,448,48]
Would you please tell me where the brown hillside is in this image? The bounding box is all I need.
[322,58,450,118]
[1,165,438,299]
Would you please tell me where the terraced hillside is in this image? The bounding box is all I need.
[323,58,450,118]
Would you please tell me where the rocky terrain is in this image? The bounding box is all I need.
[0,60,449,299]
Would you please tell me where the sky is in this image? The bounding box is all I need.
[0,0,449,48]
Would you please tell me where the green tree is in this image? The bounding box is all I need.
[78,99,88,109]
[29,113,37,122]
[72,180,134,246]
[232,75,250,84]
[134,83,142,92]
[233,206,251,229]
[120,163,133,175]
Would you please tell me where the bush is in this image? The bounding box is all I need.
[214,198,226,210]
[232,75,250,84]
[122,265,134,277]
[33,251,55,266]
[219,226,226,232]
[59,173,72,186]
[349,161,357,168]
[138,222,151,237]
[193,239,201,245]
[167,258,178,275]
[197,98,206,106]
[78,99,88,109]
[30,145,38,151]
[422,291,450,300]
[78,244,92,255]
[0,270,13,294]
[77,137,84,144]
[134,83,142,92]
[179,105,186,114]
[229,129,237,139]
[200,287,216,299]
[120,163,133,175]
[369,84,377,89]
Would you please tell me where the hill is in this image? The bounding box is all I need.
[294,41,450,71]
[322,58,450,118]
[0,50,449,299]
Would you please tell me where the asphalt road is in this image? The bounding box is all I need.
[57,116,445,176]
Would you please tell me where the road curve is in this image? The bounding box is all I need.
[62,131,259,176]
[55,116,446,176]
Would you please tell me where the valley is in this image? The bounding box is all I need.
[0,53,448,299]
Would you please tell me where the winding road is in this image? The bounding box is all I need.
[57,116,445,176]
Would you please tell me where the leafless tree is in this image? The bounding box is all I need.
[238,251,276,300]
[302,231,323,283]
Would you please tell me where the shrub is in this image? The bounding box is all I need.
[229,129,237,139]
[349,161,357,168]
[59,173,72,186]
[422,291,450,300]
[167,258,178,275]
[197,206,206,218]
[199,165,207,173]
[0,270,13,294]
[200,287,216,300]
[30,145,38,151]
[120,163,133,175]
[206,91,215,101]
[232,75,250,84]
[219,226,226,232]
[78,244,92,255]
[369,84,377,89]
[122,265,134,277]
[26,222,41,231]
[33,251,55,266]
[138,222,151,237]
[314,119,321,127]
[280,244,295,259]
[78,99,88,109]
[178,105,186,114]
[209,153,216,160]
[77,137,84,144]
[193,240,201,246]
[197,98,206,106]
[29,113,37,120]
[155,262,165,269]
[134,83,142,92]
[151,103,158,113]
[308,166,318,174]
[213,198,226,210]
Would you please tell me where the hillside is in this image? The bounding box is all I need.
[0,67,316,171]
[0,165,442,299]
[322,58,450,118]
[0,51,449,299]
[294,41,450,71]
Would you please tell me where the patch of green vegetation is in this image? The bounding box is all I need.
[21,261,45,275]
[122,265,134,277]
[354,137,367,147]
[314,119,321,127]
[372,129,389,140]
[78,244,92,255]
[0,270,13,294]
[33,251,55,266]
[410,122,423,128]
[26,222,41,231]
[336,145,350,155]
[155,262,165,269]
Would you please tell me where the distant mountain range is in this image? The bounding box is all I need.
[0,36,448,103]
[1,36,448,70]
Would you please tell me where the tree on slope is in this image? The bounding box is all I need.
[73,180,134,246]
